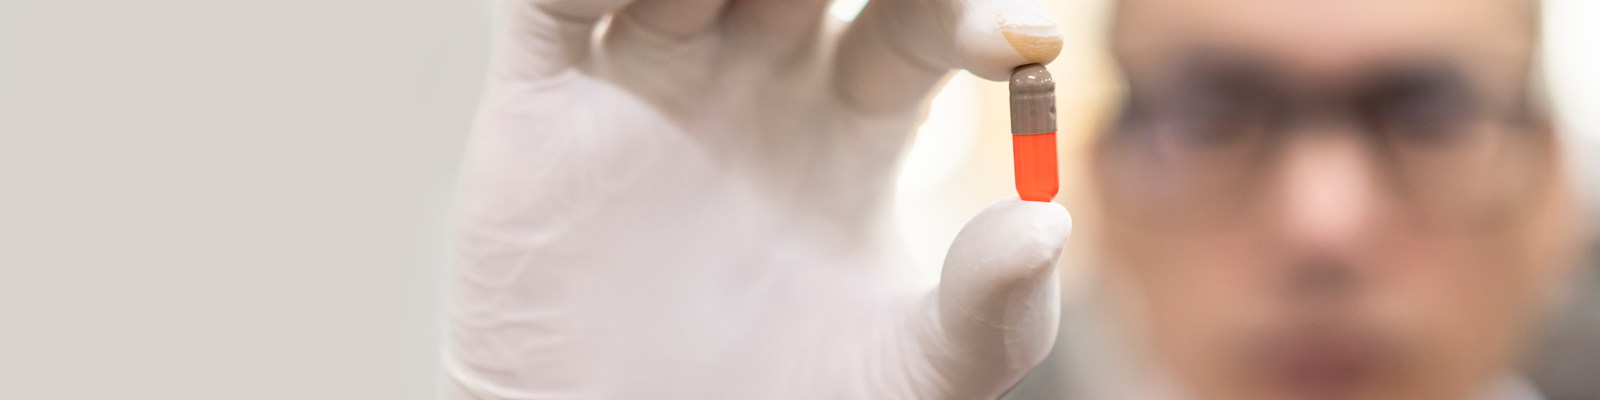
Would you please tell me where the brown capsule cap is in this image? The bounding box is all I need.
[1009,64,1056,135]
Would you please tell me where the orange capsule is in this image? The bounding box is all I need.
[1012,132,1058,202]
[1009,64,1058,202]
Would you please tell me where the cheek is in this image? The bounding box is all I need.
[1110,226,1284,394]
[1363,229,1532,395]
[1386,123,1541,229]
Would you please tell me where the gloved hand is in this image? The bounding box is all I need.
[443,0,1073,398]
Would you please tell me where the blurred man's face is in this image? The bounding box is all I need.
[1096,0,1581,399]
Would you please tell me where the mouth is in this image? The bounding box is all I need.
[1259,330,1381,399]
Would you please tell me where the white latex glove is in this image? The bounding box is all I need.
[444,0,1073,398]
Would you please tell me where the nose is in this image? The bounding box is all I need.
[1275,128,1380,257]
[1271,126,1385,304]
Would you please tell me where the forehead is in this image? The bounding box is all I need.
[1113,0,1537,78]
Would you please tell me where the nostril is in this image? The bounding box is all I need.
[1287,259,1361,303]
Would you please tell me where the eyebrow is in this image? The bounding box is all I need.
[1114,49,1510,127]
[1140,47,1493,103]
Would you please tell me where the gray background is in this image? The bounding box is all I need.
[1,0,486,398]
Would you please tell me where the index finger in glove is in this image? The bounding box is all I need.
[833,0,1064,114]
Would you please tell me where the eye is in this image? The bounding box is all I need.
[1149,68,1274,146]
[1363,67,1481,144]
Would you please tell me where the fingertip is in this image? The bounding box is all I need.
[998,8,1064,64]
[955,1,1063,81]
[946,198,1073,280]
[985,197,1073,248]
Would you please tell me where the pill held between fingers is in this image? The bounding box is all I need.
[1009,64,1059,202]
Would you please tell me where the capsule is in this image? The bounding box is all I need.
[1009,64,1058,202]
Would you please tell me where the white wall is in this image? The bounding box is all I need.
[1546,0,1600,223]
[0,1,487,398]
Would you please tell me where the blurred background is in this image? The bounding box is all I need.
[0,0,1594,398]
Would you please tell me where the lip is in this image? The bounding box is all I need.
[1265,331,1378,397]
